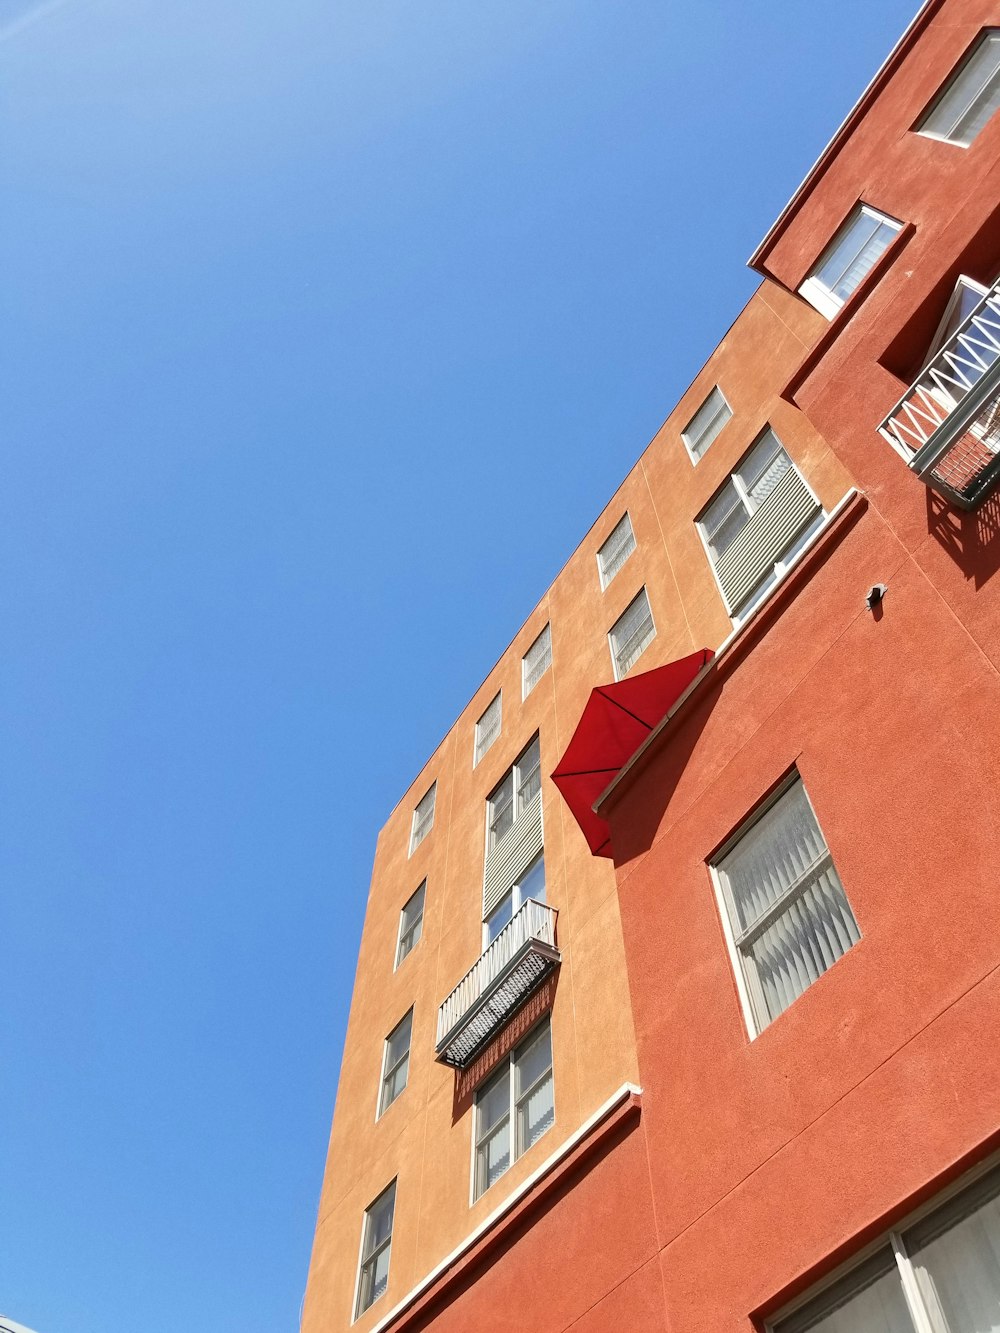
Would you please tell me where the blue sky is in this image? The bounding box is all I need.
[1,1,917,1330]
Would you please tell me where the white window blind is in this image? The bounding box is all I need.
[522,624,552,698]
[609,588,655,680]
[474,1020,553,1199]
[395,882,425,968]
[771,1163,1000,1333]
[697,428,822,618]
[919,29,1000,147]
[714,777,859,1034]
[597,513,636,589]
[800,206,902,319]
[378,1010,412,1117]
[474,692,502,767]
[409,783,436,855]
[682,386,732,462]
[355,1181,396,1318]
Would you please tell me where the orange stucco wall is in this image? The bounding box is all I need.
[302,2,1000,1328]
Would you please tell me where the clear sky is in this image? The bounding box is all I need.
[1,1,919,1330]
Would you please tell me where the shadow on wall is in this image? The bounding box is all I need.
[451,975,559,1125]
[927,486,1000,588]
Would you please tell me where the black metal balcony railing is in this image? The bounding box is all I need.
[879,281,1000,508]
[435,900,560,1069]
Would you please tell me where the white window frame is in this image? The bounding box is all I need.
[767,1152,1000,1333]
[377,1010,413,1119]
[522,623,552,699]
[352,1179,396,1322]
[474,692,502,768]
[597,512,637,590]
[710,774,858,1039]
[608,586,656,680]
[471,1018,554,1203]
[917,28,1000,148]
[485,735,541,854]
[681,385,733,464]
[394,882,426,970]
[408,782,436,856]
[695,428,824,624]
[799,204,903,320]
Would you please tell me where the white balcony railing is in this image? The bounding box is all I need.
[435,899,559,1069]
[879,281,1000,507]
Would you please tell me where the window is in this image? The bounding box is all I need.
[474,692,502,767]
[799,205,903,319]
[354,1181,396,1319]
[712,776,859,1035]
[771,1160,1000,1333]
[918,29,1000,148]
[608,587,655,679]
[395,882,425,968]
[473,1019,554,1200]
[378,1010,412,1117]
[409,783,436,855]
[486,736,541,852]
[485,852,545,945]
[697,428,822,620]
[522,623,552,698]
[597,513,636,589]
[682,386,732,463]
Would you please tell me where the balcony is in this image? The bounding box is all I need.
[879,282,1000,508]
[435,899,560,1069]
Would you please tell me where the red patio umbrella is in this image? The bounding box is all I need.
[551,648,713,858]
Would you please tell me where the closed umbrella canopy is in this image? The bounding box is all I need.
[551,648,713,858]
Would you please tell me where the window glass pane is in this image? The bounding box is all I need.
[737,431,792,510]
[366,1186,395,1252]
[720,781,828,935]
[921,31,1000,146]
[385,1012,412,1068]
[477,1066,511,1134]
[410,783,436,852]
[517,738,541,809]
[700,482,748,560]
[369,1244,391,1302]
[683,387,732,460]
[517,853,546,906]
[716,779,859,1029]
[807,208,901,310]
[815,209,883,295]
[610,588,655,677]
[475,693,502,765]
[907,1169,1000,1332]
[397,884,425,965]
[486,893,513,944]
[477,1115,511,1193]
[488,773,515,846]
[518,1069,554,1153]
[516,1023,552,1096]
[747,867,861,1024]
[775,1248,913,1333]
[383,1057,409,1106]
[400,884,424,935]
[523,624,552,697]
[598,513,637,588]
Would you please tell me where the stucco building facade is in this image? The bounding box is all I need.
[303,2,1000,1328]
